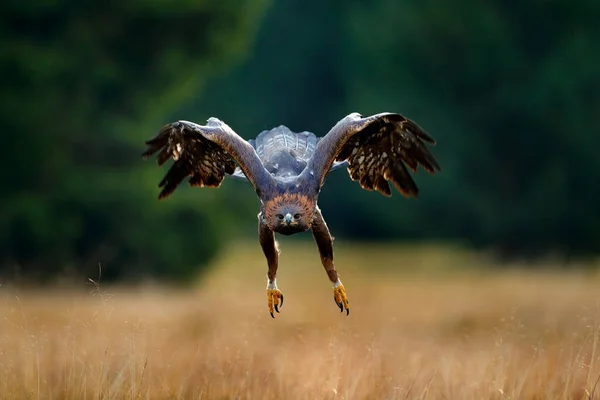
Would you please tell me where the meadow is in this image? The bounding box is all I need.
[1,242,600,399]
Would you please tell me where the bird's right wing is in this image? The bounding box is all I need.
[142,118,276,199]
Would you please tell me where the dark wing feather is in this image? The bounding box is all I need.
[308,112,440,198]
[142,118,275,199]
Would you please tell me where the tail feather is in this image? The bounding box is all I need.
[253,126,318,164]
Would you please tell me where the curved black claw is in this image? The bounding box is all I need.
[334,298,350,315]
[274,292,283,314]
[335,297,343,312]
[333,284,350,316]
[268,289,284,319]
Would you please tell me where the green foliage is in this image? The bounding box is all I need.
[0,0,269,282]
[191,0,600,259]
[337,0,600,257]
[1,0,598,283]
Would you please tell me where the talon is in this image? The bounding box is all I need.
[333,283,350,316]
[267,288,284,318]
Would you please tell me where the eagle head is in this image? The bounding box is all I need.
[264,193,315,235]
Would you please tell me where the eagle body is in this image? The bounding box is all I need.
[248,126,324,236]
[143,112,440,317]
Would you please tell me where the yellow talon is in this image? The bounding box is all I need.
[267,289,284,318]
[333,284,350,315]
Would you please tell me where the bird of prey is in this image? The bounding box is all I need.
[142,112,440,317]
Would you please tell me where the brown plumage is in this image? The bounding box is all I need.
[264,193,315,224]
[333,114,439,197]
[142,112,441,318]
[142,122,237,198]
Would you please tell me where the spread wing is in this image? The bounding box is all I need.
[308,112,440,197]
[142,118,275,199]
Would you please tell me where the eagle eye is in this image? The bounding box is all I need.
[277,214,284,220]
[294,213,301,220]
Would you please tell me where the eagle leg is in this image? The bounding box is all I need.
[311,207,350,316]
[259,213,284,318]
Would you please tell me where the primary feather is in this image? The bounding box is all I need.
[142,122,237,198]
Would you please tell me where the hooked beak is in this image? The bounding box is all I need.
[284,213,292,225]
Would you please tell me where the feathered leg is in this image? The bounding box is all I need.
[311,207,350,315]
[258,213,284,318]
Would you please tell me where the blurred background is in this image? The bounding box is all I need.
[1,0,599,284]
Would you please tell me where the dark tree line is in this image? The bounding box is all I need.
[1,0,598,283]
[0,0,269,282]
[192,0,600,260]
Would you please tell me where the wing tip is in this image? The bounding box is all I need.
[381,113,436,145]
[397,187,419,198]
[157,190,172,200]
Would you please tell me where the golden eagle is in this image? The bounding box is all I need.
[142,112,440,317]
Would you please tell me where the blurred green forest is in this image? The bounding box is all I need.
[1,0,599,282]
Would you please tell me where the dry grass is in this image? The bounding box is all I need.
[2,242,600,399]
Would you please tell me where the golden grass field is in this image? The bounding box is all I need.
[2,242,600,399]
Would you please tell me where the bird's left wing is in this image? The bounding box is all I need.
[142,118,275,199]
[307,112,440,197]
